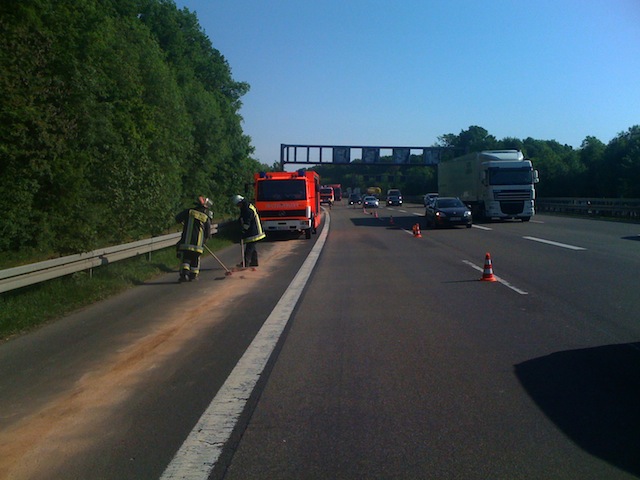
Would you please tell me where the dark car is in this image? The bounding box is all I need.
[386,189,403,206]
[386,194,403,206]
[425,197,472,228]
[348,193,362,205]
[423,192,439,207]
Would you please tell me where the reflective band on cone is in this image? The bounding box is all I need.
[481,253,497,282]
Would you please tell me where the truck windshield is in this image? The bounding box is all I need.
[488,168,533,185]
[257,180,307,201]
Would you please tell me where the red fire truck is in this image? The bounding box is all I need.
[253,170,322,239]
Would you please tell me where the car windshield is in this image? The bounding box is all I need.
[437,198,464,208]
[488,167,533,185]
[257,180,306,201]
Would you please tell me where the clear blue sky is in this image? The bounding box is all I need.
[174,0,639,166]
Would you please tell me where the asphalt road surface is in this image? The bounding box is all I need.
[1,203,639,480]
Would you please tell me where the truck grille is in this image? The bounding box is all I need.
[260,209,307,218]
[500,201,525,215]
[493,189,532,201]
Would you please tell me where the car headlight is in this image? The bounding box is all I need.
[464,211,471,217]
[435,211,445,217]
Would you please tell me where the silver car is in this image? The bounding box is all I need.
[362,195,379,208]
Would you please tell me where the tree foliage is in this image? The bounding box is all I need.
[1,0,638,257]
[315,125,640,200]
[438,125,640,199]
[1,0,259,254]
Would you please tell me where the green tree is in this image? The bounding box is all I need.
[437,125,498,152]
[578,136,606,196]
[602,126,640,197]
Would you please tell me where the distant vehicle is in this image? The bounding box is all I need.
[319,186,334,206]
[438,150,538,221]
[425,197,472,228]
[423,193,439,207]
[386,189,403,206]
[362,195,379,208]
[327,183,342,201]
[348,193,362,205]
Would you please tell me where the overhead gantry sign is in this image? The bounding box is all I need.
[280,144,460,168]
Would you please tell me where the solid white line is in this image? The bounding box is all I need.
[161,211,331,480]
[462,260,528,295]
[522,236,586,251]
[472,224,492,230]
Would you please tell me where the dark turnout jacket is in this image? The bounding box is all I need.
[239,200,265,243]
[176,205,211,254]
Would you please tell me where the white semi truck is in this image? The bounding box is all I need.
[438,150,539,221]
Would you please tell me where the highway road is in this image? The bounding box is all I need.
[1,203,639,479]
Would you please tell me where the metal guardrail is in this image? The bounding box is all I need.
[0,232,183,294]
[536,198,640,220]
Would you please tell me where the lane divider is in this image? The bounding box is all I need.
[523,236,586,251]
[161,211,331,480]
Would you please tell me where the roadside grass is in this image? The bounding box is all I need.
[0,228,237,343]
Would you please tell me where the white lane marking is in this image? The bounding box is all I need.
[462,260,529,295]
[472,224,492,230]
[161,211,331,480]
[412,212,423,216]
[523,236,586,251]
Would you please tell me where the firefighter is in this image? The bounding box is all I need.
[231,194,265,267]
[175,196,212,281]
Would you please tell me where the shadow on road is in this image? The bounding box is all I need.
[622,235,640,242]
[351,211,416,230]
[514,342,640,477]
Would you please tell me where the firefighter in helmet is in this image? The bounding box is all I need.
[231,194,265,267]
[175,196,212,281]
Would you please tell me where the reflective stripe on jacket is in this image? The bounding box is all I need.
[240,202,266,243]
[177,208,210,253]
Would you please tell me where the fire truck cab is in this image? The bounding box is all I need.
[253,170,322,239]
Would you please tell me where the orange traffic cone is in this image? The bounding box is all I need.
[374,210,378,219]
[413,223,422,238]
[389,215,394,225]
[481,253,497,282]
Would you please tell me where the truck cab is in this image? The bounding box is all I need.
[319,186,335,206]
[254,170,322,239]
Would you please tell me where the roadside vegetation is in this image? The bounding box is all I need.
[1,2,638,338]
[0,226,237,342]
